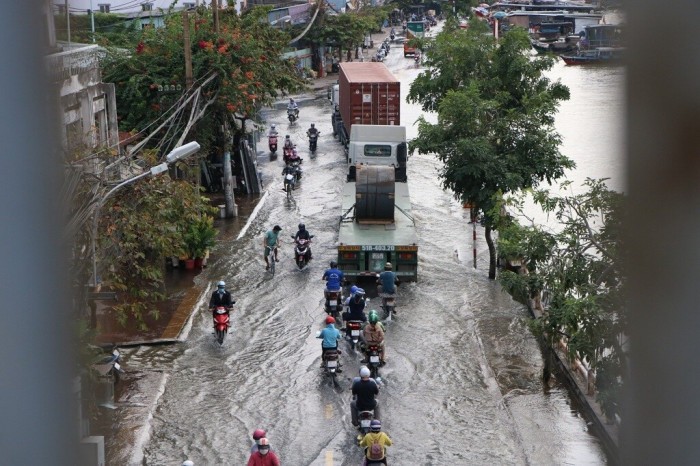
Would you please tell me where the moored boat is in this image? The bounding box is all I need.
[560,46,625,65]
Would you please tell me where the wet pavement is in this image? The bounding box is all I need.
[99,23,616,466]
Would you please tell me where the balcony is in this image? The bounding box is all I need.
[45,44,100,84]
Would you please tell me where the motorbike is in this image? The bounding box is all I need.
[287,108,299,124]
[390,29,396,41]
[284,171,296,198]
[414,53,421,67]
[268,134,278,153]
[325,289,343,321]
[284,149,303,167]
[308,130,319,152]
[290,160,303,182]
[346,320,363,350]
[381,294,396,320]
[365,344,382,380]
[375,50,385,62]
[91,345,124,383]
[323,348,341,383]
[213,306,232,345]
[292,236,313,269]
[357,409,376,436]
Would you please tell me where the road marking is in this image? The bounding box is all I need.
[325,404,333,419]
[325,449,333,465]
[236,189,269,240]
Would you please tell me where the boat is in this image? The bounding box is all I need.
[560,46,624,65]
[531,38,577,54]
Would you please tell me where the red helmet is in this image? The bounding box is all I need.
[252,429,266,440]
[325,316,336,325]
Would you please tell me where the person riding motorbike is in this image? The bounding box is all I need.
[317,315,342,371]
[209,281,235,316]
[250,428,271,454]
[359,419,392,465]
[294,223,313,261]
[307,123,319,138]
[282,163,297,190]
[377,262,399,296]
[287,98,299,118]
[268,124,278,137]
[362,310,386,365]
[343,286,367,324]
[283,135,293,150]
[351,366,380,427]
[322,260,345,307]
[247,437,280,466]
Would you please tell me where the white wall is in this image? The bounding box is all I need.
[64,1,237,15]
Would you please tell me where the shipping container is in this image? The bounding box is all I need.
[338,63,401,138]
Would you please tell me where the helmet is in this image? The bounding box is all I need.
[273,225,282,231]
[298,223,305,231]
[325,315,336,325]
[359,366,371,378]
[311,123,315,128]
[370,420,382,432]
[271,124,276,129]
[285,135,290,139]
[384,262,393,270]
[217,281,226,288]
[258,438,270,447]
[330,260,338,268]
[182,462,194,466]
[368,310,379,324]
[350,285,359,295]
[252,428,266,440]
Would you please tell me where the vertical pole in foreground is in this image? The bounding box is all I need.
[0,2,77,464]
[183,10,193,89]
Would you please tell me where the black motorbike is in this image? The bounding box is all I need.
[325,289,343,321]
[308,130,319,152]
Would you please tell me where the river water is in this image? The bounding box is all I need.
[111,25,623,466]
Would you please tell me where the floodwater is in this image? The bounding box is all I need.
[112,25,624,466]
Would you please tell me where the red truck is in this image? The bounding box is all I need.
[333,62,401,146]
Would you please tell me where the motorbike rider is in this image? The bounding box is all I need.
[307,123,319,138]
[377,263,399,315]
[322,260,345,307]
[343,286,368,324]
[287,98,299,118]
[351,366,380,427]
[294,223,313,261]
[362,310,386,365]
[250,428,272,454]
[359,420,392,465]
[268,124,278,138]
[283,135,293,150]
[282,163,297,190]
[263,225,282,270]
[247,438,280,466]
[317,315,342,371]
[209,281,235,316]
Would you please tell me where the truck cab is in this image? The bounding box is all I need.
[347,125,408,182]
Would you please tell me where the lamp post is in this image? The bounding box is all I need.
[90,141,201,287]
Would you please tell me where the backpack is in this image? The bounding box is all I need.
[368,438,384,461]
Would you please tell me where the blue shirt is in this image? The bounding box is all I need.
[323,268,344,290]
[317,323,341,348]
[378,271,397,294]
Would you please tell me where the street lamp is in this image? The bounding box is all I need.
[90,141,201,287]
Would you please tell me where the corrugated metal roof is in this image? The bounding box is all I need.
[339,63,399,84]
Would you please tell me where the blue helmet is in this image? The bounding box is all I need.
[350,285,359,295]
[370,420,381,432]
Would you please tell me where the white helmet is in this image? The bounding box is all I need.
[359,366,370,378]
[271,124,276,129]
[217,281,225,288]
[182,461,194,466]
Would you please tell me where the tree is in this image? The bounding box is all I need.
[498,179,627,419]
[408,22,573,278]
[99,6,306,147]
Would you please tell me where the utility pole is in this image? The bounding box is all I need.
[89,0,95,43]
[212,0,219,34]
[222,121,238,218]
[65,0,71,46]
[183,10,193,89]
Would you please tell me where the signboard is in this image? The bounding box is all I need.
[406,21,425,40]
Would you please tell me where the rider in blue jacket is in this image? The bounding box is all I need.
[317,315,342,371]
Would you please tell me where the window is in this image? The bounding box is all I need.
[142,2,153,11]
[183,2,195,8]
[363,145,392,157]
[98,4,110,13]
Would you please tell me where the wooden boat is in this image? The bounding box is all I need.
[531,38,577,54]
[561,47,624,65]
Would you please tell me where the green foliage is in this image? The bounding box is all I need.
[184,215,217,259]
[306,6,387,51]
[498,179,627,419]
[408,26,573,277]
[100,176,216,330]
[99,7,306,138]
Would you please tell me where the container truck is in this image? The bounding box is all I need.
[331,62,401,147]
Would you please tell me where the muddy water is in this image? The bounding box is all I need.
[129,29,621,466]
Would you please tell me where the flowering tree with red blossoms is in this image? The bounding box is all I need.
[100,7,306,145]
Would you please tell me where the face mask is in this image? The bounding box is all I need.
[259,448,269,456]
[218,288,225,293]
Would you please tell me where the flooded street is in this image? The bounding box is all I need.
[112,30,624,466]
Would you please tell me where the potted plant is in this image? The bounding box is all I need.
[184,216,217,269]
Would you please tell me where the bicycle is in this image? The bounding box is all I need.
[266,245,278,276]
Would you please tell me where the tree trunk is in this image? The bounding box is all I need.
[485,223,496,279]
